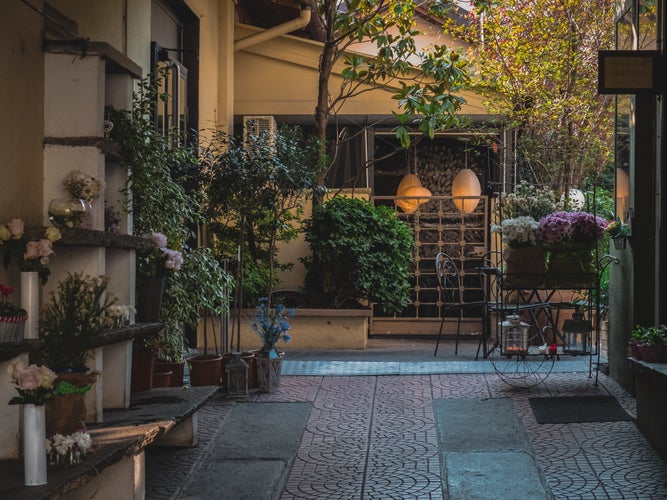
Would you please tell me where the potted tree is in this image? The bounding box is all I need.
[39,272,116,434]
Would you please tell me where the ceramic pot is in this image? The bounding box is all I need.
[188,354,222,386]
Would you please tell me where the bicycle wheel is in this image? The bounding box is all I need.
[488,344,555,388]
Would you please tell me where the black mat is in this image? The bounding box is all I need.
[528,396,633,424]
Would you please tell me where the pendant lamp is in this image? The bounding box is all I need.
[452,147,481,214]
[396,147,431,213]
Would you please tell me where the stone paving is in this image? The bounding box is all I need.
[145,341,667,499]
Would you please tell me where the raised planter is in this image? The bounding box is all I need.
[200,309,371,351]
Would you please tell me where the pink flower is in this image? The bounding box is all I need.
[151,232,168,249]
[8,219,24,238]
[24,241,40,260]
[37,238,54,257]
[16,369,40,390]
[163,249,183,271]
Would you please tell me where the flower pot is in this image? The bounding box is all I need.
[152,369,173,388]
[46,370,96,437]
[256,355,283,393]
[20,271,40,340]
[502,245,547,288]
[131,348,155,391]
[188,354,222,386]
[0,316,26,344]
[548,243,595,275]
[136,276,166,323]
[155,361,185,387]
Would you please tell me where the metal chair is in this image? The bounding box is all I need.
[434,252,486,356]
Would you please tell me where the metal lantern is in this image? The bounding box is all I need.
[562,311,592,354]
[226,352,249,397]
[501,314,530,355]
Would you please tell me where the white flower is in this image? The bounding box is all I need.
[151,232,168,248]
[492,216,539,247]
[72,431,92,453]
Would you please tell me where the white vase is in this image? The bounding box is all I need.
[23,404,47,486]
[20,271,40,340]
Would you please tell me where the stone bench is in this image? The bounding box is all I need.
[0,385,218,499]
[628,357,667,460]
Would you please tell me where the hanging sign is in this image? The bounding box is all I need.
[598,50,663,94]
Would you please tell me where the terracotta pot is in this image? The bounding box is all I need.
[131,348,155,391]
[188,354,222,386]
[155,361,185,387]
[152,370,173,388]
[136,276,166,322]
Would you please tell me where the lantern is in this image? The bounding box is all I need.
[452,169,481,213]
[501,314,530,355]
[396,174,432,213]
[562,311,592,354]
[226,352,249,397]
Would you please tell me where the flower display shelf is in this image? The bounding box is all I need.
[22,227,155,250]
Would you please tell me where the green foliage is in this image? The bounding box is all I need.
[456,0,616,186]
[158,247,233,358]
[630,325,667,346]
[302,196,414,313]
[106,70,201,249]
[317,0,479,149]
[201,125,324,306]
[40,273,116,370]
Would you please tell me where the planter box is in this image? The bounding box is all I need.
[198,309,371,351]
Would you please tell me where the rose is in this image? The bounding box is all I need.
[44,226,62,242]
[24,240,40,260]
[7,218,24,238]
[0,225,11,242]
[37,239,55,259]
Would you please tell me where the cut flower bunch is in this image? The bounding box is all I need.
[63,170,105,202]
[252,298,294,355]
[0,218,62,284]
[8,359,58,406]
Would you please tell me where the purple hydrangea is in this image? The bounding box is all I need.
[537,211,607,244]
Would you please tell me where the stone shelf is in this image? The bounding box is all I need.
[23,227,154,250]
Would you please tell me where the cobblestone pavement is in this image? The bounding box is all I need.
[146,343,667,499]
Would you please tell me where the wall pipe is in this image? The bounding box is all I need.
[234,7,311,52]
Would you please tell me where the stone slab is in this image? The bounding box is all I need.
[434,398,553,499]
[179,402,311,499]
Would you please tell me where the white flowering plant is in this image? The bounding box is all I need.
[63,170,105,202]
[47,431,93,465]
[491,216,540,248]
[0,218,62,284]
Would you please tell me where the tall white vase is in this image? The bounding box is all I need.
[20,271,39,339]
[23,404,47,486]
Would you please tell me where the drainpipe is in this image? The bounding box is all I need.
[234,6,311,52]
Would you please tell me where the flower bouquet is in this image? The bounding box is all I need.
[47,431,93,466]
[0,284,27,343]
[8,360,58,406]
[0,218,62,284]
[252,298,294,358]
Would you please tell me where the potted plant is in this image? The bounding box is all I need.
[38,272,116,434]
[251,298,293,392]
[629,325,667,363]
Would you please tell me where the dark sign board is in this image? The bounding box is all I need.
[598,50,663,94]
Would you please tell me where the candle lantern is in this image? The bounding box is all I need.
[501,314,530,355]
[562,310,592,354]
[226,352,249,397]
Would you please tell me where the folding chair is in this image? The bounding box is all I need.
[434,252,486,356]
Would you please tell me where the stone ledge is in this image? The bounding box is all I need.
[0,386,218,499]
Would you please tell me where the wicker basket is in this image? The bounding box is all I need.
[0,316,27,344]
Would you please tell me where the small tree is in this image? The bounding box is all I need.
[201,125,324,307]
[302,196,414,313]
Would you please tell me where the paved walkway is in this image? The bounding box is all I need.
[145,340,667,499]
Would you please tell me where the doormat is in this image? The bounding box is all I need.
[528,396,633,424]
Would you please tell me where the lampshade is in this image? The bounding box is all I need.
[452,168,481,213]
[396,173,431,213]
[561,188,586,210]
